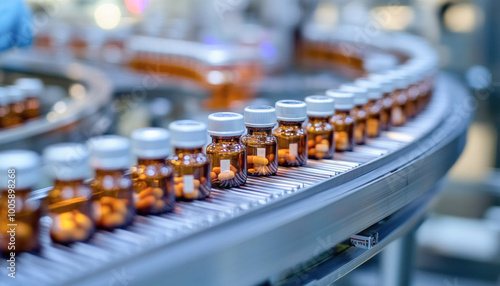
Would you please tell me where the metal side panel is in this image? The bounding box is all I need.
[0,74,472,286]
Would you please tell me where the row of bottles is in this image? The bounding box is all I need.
[0,78,43,129]
[0,63,434,254]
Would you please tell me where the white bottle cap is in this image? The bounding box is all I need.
[0,150,40,190]
[169,120,207,148]
[354,78,383,100]
[15,78,44,98]
[368,74,395,94]
[43,143,91,181]
[0,87,8,106]
[305,95,335,117]
[131,127,171,159]
[325,90,354,110]
[340,84,368,106]
[88,135,131,170]
[275,100,307,122]
[244,106,277,128]
[6,85,26,103]
[207,112,245,137]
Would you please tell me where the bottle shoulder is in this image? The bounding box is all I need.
[332,113,354,125]
[206,141,246,154]
[168,152,210,165]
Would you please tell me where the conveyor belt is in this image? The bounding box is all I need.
[0,74,468,286]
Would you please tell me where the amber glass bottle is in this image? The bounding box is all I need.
[387,72,409,126]
[88,136,135,230]
[274,100,308,167]
[369,74,394,131]
[355,79,383,138]
[206,112,247,188]
[131,128,175,214]
[241,106,278,176]
[403,69,420,119]
[341,84,368,145]
[326,90,355,152]
[0,151,42,255]
[44,143,95,244]
[304,95,335,159]
[15,78,43,120]
[168,120,211,200]
[0,88,10,129]
[3,87,23,128]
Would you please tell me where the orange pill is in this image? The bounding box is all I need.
[247,155,255,164]
[75,213,92,231]
[253,156,268,166]
[309,148,316,157]
[230,165,238,173]
[183,189,199,200]
[152,187,163,199]
[278,149,287,158]
[154,200,166,211]
[174,183,183,197]
[218,171,235,181]
[308,140,315,148]
[136,195,155,210]
[316,151,326,159]
[139,187,153,199]
[285,154,296,163]
[268,154,275,162]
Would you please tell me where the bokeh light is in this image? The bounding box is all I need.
[94,3,121,30]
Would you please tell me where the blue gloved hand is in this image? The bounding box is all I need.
[0,0,33,51]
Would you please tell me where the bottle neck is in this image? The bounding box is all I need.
[308,116,331,123]
[335,109,351,115]
[277,120,303,128]
[246,126,274,136]
[174,147,203,154]
[54,179,85,188]
[137,158,166,165]
[94,169,127,178]
[211,135,242,144]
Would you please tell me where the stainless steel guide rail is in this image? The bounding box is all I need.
[0,74,471,286]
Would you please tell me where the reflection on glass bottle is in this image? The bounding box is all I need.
[88,136,135,230]
[131,128,175,214]
[206,112,247,188]
[304,95,335,159]
[44,143,95,245]
[168,120,211,200]
[241,106,278,176]
[0,151,42,255]
[341,84,368,145]
[326,90,355,152]
[274,100,308,167]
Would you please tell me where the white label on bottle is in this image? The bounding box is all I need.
[257,148,266,158]
[289,143,298,157]
[220,159,231,173]
[183,175,194,194]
